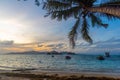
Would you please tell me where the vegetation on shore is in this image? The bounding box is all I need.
[1,73,120,80]
[8,51,76,55]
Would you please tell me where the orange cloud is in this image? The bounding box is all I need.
[3,47,26,52]
[0,41,68,53]
[3,43,52,52]
[33,45,52,51]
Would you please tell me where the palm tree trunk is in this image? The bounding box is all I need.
[88,6,120,17]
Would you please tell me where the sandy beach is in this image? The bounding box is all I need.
[0,70,120,80]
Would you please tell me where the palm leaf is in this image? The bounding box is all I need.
[47,6,81,21]
[99,12,120,20]
[69,18,80,48]
[43,0,71,11]
[89,13,108,28]
[35,0,40,6]
[100,0,120,7]
[81,16,93,44]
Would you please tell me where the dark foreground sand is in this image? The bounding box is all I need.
[0,70,120,80]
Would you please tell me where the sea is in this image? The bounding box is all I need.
[0,53,120,74]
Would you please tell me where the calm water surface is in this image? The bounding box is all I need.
[0,54,120,73]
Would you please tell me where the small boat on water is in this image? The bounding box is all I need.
[52,55,54,57]
[97,55,105,60]
[105,52,110,57]
[65,56,71,60]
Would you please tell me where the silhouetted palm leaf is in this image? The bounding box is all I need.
[47,6,81,21]
[89,13,108,28]
[43,0,71,11]
[69,18,80,48]
[100,0,120,7]
[81,15,93,44]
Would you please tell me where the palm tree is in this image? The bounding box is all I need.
[21,0,120,48]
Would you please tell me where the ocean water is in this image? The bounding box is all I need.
[0,54,120,73]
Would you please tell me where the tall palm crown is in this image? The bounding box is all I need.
[41,0,120,48]
[21,0,120,48]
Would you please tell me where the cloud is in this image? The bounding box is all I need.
[0,38,120,54]
[74,38,120,53]
[38,42,68,51]
[0,40,69,53]
[0,40,14,46]
[37,44,44,47]
[93,38,120,48]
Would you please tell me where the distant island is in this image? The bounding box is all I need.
[7,51,76,55]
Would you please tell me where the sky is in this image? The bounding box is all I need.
[0,0,120,54]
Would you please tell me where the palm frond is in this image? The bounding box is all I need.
[99,12,120,20]
[43,0,71,11]
[89,13,108,28]
[43,0,79,20]
[80,0,96,7]
[100,0,120,7]
[69,18,80,48]
[35,0,40,6]
[81,16,93,44]
[46,6,81,21]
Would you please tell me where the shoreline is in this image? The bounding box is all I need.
[0,69,120,77]
[31,70,120,78]
[0,69,120,80]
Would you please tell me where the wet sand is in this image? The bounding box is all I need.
[0,70,120,80]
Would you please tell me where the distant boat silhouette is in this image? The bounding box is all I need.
[105,52,110,57]
[97,55,105,60]
[52,55,54,57]
[65,56,71,60]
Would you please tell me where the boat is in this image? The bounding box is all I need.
[105,52,110,57]
[65,56,71,60]
[52,55,54,57]
[97,55,105,60]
